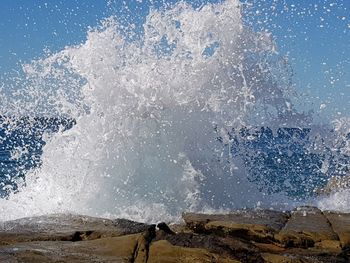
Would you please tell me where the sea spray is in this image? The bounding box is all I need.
[0,0,347,222]
[317,117,350,211]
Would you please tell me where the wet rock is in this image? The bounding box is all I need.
[275,206,338,248]
[158,231,264,262]
[134,225,156,263]
[0,234,140,262]
[253,242,286,254]
[183,209,289,232]
[204,220,275,243]
[148,240,240,263]
[157,222,175,235]
[166,223,192,234]
[183,209,289,242]
[0,208,349,262]
[0,213,150,245]
[324,211,350,248]
[263,247,347,263]
[261,253,305,263]
[314,240,342,251]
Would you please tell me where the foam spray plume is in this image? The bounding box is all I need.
[0,0,346,222]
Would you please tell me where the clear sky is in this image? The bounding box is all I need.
[0,0,349,120]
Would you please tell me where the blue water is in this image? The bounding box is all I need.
[1,117,349,200]
[0,117,75,197]
[220,127,346,198]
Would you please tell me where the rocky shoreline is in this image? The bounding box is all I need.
[1,206,349,262]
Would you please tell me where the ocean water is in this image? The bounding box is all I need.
[0,0,349,222]
[0,117,75,197]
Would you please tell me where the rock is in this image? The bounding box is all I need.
[261,253,304,263]
[183,209,289,242]
[314,240,342,251]
[262,245,348,263]
[157,222,175,235]
[183,209,290,232]
[204,220,275,243]
[0,208,349,262]
[260,252,341,263]
[0,222,156,263]
[324,211,350,248]
[148,240,240,263]
[253,242,286,253]
[0,234,140,262]
[157,231,264,262]
[0,213,150,245]
[74,234,140,262]
[275,206,338,248]
[134,225,156,263]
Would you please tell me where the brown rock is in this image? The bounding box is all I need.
[0,209,349,262]
[0,234,140,262]
[253,242,286,253]
[134,225,156,263]
[262,248,347,263]
[324,211,350,248]
[205,220,275,243]
[183,209,289,242]
[314,240,342,251]
[157,222,176,235]
[275,206,338,248]
[0,213,149,245]
[261,253,305,263]
[158,232,264,262]
[166,223,193,234]
[148,240,240,263]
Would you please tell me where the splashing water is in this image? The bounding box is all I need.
[0,0,348,222]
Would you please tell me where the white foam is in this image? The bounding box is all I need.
[0,0,308,222]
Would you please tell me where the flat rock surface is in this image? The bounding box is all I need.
[324,211,350,247]
[183,209,290,244]
[275,206,338,248]
[0,207,349,263]
[0,234,140,263]
[0,213,149,245]
[148,240,240,263]
[183,209,290,232]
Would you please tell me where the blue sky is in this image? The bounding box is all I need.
[0,0,349,120]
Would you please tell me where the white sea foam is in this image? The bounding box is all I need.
[317,117,350,211]
[0,0,343,222]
